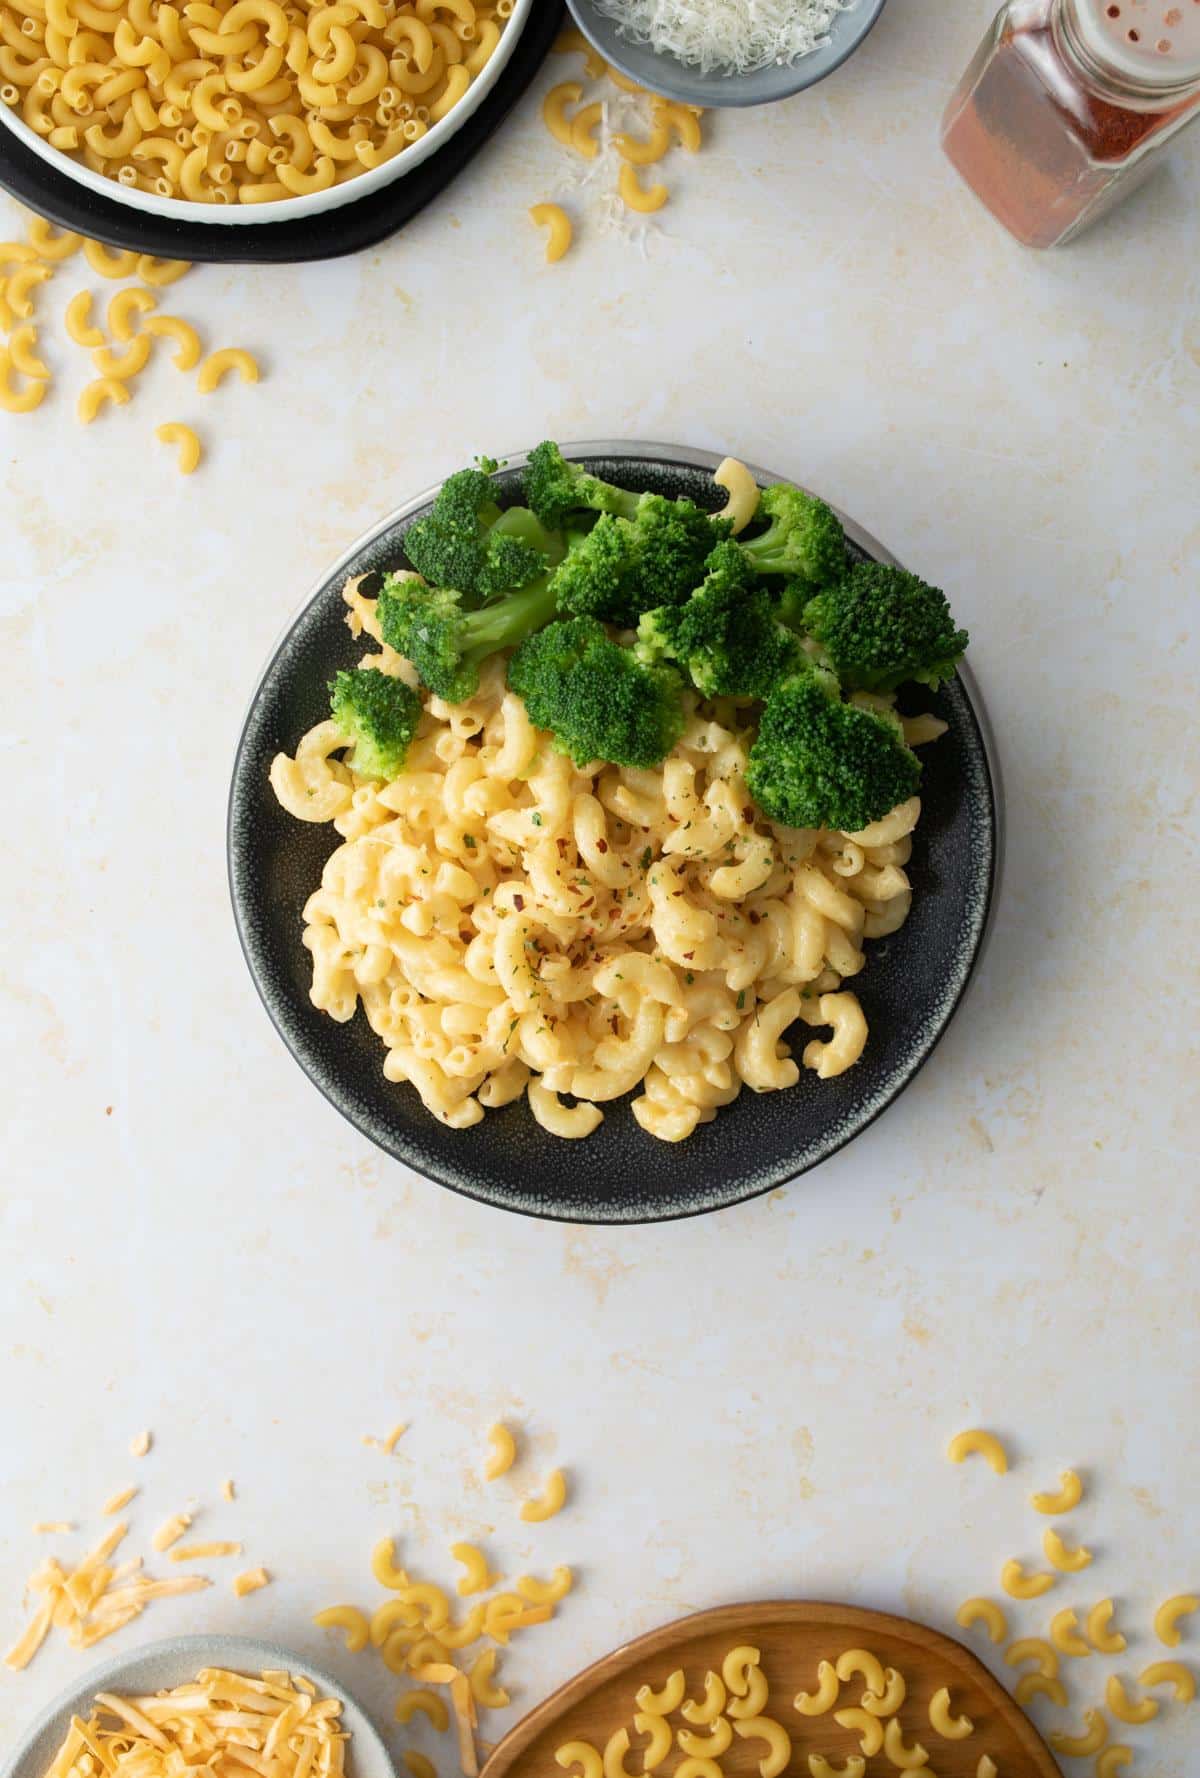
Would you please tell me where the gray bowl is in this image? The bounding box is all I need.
[566,0,888,107]
[0,1635,396,1778]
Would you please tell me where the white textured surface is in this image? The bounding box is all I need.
[2,4,1199,1774]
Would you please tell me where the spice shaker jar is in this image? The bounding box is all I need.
[941,0,1200,247]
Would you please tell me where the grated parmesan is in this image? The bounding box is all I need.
[592,0,859,75]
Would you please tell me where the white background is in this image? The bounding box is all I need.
[3,2,1199,1772]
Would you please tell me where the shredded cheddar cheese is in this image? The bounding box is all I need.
[102,1487,138,1516]
[151,1514,192,1553]
[232,1567,270,1597]
[38,1670,349,1778]
[169,1541,242,1562]
[129,1430,152,1457]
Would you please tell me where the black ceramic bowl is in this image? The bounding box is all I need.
[228,443,1000,1223]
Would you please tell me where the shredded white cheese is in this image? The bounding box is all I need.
[592,0,859,74]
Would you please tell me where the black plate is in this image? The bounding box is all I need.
[228,443,1001,1223]
[0,4,562,262]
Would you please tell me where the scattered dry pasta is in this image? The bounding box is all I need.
[1030,1470,1083,1514]
[947,1429,1008,1474]
[519,1469,566,1522]
[1043,1528,1092,1573]
[529,201,572,262]
[1,1,513,205]
[957,1599,1008,1645]
[1154,1594,1198,1646]
[156,420,203,472]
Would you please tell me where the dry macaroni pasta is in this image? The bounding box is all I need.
[270,575,938,1143]
[1,0,512,204]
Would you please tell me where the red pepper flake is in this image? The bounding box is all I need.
[513,893,525,911]
[556,838,568,856]
[578,897,594,910]
[596,838,608,852]
[610,1015,620,1034]
[672,890,683,898]
[748,911,760,925]
[742,806,754,822]
[682,951,694,960]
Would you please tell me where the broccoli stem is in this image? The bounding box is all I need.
[461,571,558,660]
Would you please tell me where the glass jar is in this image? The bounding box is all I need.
[941,0,1200,247]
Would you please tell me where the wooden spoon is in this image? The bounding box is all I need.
[481,1600,1059,1778]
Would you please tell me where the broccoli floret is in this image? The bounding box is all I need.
[377,569,557,703]
[402,460,546,599]
[552,499,729,625]
[507,617,686,769]
[550,514,635,619]
[637,540,804,699]
[802,560,969,691]
[328,666,422,781]
[737,482,847,585]
[746,667,920,832]
[524,440,643,530]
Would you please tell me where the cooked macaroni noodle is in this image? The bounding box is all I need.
[271,470,945,1141]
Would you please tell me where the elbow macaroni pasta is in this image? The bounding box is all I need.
[2,0,511,202]
[946,1429,1008,1474]
[270,510,942,1141]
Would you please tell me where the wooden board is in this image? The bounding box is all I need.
[480,1601,1060,1778]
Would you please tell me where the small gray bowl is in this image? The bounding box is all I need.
[0,1635,396,1778]
[566,0,888,107]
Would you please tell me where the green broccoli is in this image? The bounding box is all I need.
[737,482,847,585]
[402,459,546,599]
[328,666,422,781]
[801,559,969,690]
[507,617,686,769]
[746,666,920,832]
[376,568,557,703]
[637,540,804,699]
[524,440,645,529]
[551,499,729,625]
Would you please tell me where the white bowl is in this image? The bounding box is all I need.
[0,1634,397,1778]
[0,0,532,227]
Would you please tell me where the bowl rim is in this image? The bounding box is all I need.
[563,0,889,108]
[0,1632,396,1778]
[227,438,1002,1225]
[0,0,532,228]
